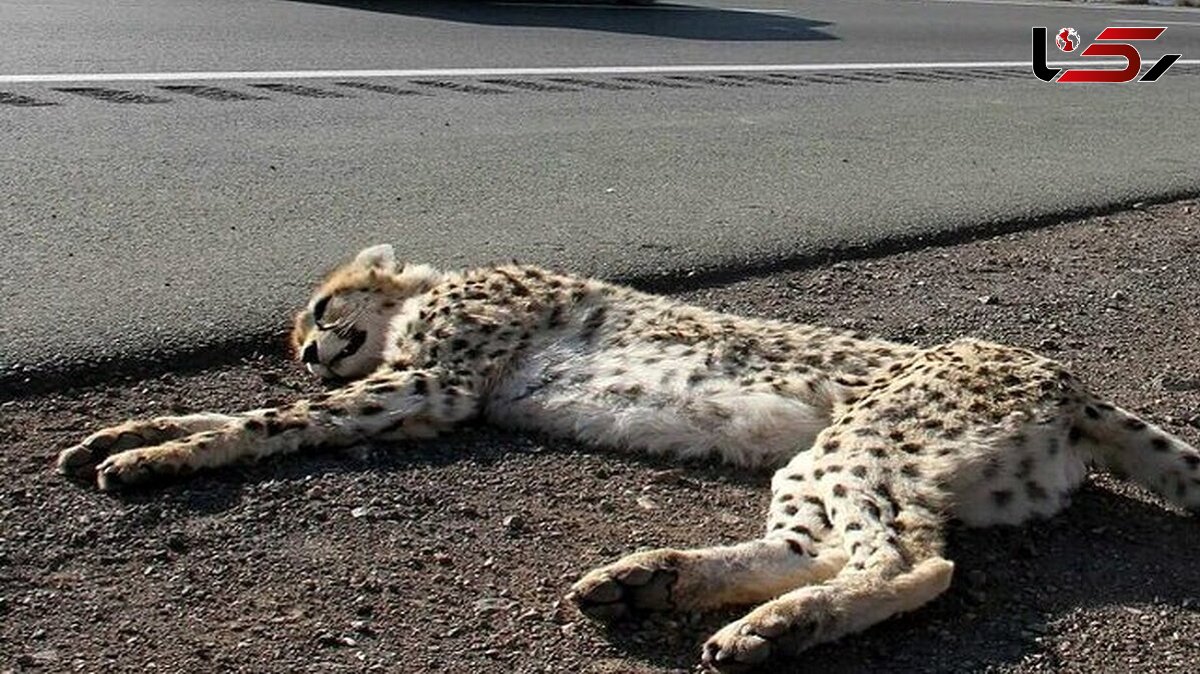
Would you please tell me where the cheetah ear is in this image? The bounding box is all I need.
[353,244,397,272]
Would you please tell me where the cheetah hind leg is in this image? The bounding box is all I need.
[703,556,953,670]
[569,537,848,621]
[56,413,238,479]
[703,487,953,670]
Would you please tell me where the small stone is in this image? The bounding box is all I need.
[635,496,657,510]
[165,531,188,553]
[647,468,685,485]
[502,515,525,533]
[350,506,371,519]
[1037,338,1059,351]
[978,295,999,306]
[1160,372,1200,392]
[316,631,342,647]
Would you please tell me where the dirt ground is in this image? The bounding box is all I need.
[2,199,1199,673]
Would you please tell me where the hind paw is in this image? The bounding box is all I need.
[568,549,683,621]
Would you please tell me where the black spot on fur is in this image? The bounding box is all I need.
[992,490,1014,507]
[832,484,847,497]
[1016,457,1034,479]
[873,486,899,517]
[1084,406,1100,419]
[851,465,868,478]
[785,539,809,556]
[1183,455,1200,470]
[1068,426,1083,445]
[244,419,264,431]
[1125,418,1147,431]
[1026,480,1048,500]
[1151,437,1171,452]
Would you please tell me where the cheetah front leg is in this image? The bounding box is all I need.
[60,367,477,490]
[57,413,238,479]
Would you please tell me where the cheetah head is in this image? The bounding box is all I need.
[292,244,443,380]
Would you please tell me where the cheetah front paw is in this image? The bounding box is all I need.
[57,424,163,478]
[93,450,162,491]
[701,606,819,672]
[567,549,683,621]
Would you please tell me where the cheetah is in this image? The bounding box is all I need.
[57,244,1200,670]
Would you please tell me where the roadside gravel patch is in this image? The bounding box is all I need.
[2,199,1198,673]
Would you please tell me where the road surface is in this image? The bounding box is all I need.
[2,0,1198,389]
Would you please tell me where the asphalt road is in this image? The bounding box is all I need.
[2,0,1199,389]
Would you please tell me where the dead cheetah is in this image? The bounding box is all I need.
[57,244,1200,670]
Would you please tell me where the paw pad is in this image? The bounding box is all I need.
[569,562,678,622]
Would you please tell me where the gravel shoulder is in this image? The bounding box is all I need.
[2,200,1199,673]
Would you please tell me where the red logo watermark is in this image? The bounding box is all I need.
[1032,26,1181,83]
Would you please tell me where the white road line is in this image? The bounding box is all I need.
[934,0,1200,11]
[493,2,794,12]
[3,60,1199,84]
[1116,18,1200,25]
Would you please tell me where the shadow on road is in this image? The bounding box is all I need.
[598,482,1200,672]
[113,430,1200,671]
[288,0,836,41]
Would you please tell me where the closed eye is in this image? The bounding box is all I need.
[312,296,332,329]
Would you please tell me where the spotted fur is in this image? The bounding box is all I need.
[57,244,1200,671]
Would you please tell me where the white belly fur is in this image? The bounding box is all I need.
[486,338,828,468]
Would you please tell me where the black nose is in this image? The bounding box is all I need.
[301,342,320,364]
